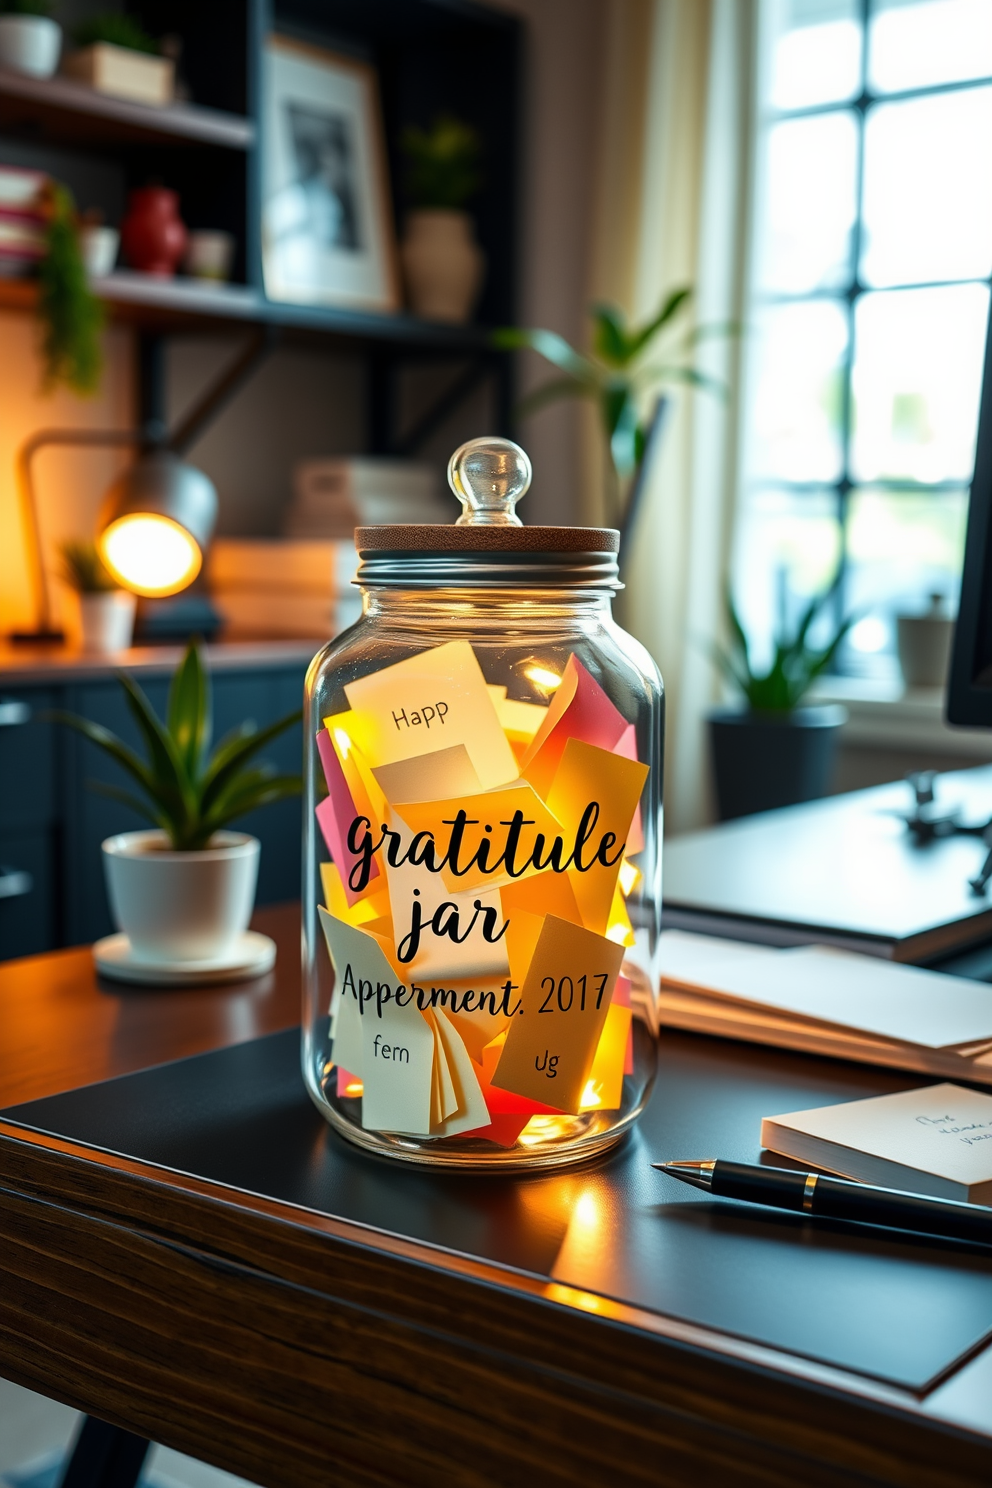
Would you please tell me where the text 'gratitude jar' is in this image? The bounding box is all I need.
[302,437,664,1168]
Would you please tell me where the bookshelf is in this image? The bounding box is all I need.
[0,0,522,451]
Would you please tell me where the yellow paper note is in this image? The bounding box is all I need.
[425,1009,459,1124]
[501,870,580,926]
[580,1001,632,1112]
[320,861,390,926]
[503,907,544,988]
[493,693,547,744]
[382,810,510,981]
[372,744,483,806]
[394,780,564,895]
[545,738,649,935]
[431,1006,491,1137]
[317,905,434,1134]
[491,914,625,1114]
[433,978,515,1062]
[343,640,518,788]
[322,712,387,828]
[318,905,366,1077]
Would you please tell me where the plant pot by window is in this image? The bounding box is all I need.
[896,594,954,688]
[120,186,187,277]
[400,209,484,323]
[102,829,260,962]
[0,15,61,77]
[708,704,848,821]
[67,589,136,652]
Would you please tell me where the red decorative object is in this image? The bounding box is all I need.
[120,187,187,278]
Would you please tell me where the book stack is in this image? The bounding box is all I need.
[286,457,449,538]
[658,931,992,1085]
[0,168,47,278]
[208,539,361,639]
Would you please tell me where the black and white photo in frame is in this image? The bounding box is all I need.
[262,38,399,312]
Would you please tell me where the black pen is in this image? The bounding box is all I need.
[653,1159,992,1245]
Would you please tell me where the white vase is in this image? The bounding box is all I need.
[68,590,136,652]
[79,224,120,278]
[102,829,260,962]
[400,209,485,324]
[0,16,62,78]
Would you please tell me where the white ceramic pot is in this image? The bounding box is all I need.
[80,224,119,278]
[400,209,485,323]
[184,229,235,281]
[0,15,61,78]
[67,589,136,652]
[102,830,260,962]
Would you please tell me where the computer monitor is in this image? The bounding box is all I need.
[947,295,992,727]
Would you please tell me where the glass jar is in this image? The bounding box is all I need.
[301,437,664,1169]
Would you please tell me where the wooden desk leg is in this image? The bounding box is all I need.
[57,1416,151,1488]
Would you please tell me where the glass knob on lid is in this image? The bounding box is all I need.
[448,436,532,526]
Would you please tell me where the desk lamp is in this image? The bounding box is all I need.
[10,330,271,643]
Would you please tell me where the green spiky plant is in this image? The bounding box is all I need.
[56,639,302,850]
[74,13,158,53]
[712,584,856,713]
[59,539,118,593]
[38,181,103,395]
[494,289,732,526]
[400,115,482,209]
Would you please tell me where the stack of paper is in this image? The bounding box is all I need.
[287,458,449,539]
[0,167,46,277]
[659,932,992,1084]
[315,641,650,1143]
[208,539,360,638]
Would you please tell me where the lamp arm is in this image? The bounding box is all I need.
[16,428,141,635]
[169,328,275,456]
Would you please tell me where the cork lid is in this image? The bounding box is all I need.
[355,438,620,589]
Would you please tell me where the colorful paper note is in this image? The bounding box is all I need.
[431,1005,491,1136]
[318,906,434,1134]
[372,744,483,806]
[545,738,649,936]
[394,780,565,894]
[320,861,390,927]
[522,655,630,798]
[614,724,645,854]
[344,640,518,788]
[490,914,625,1114]
[581,1001,632,1112]
[315,728,380,905]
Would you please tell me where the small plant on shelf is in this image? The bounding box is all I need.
[73,12,158,53]
[38,180,103,395]
[58,539,118,593]
[710,583,856,713]
[399,115,483,209]
[56,638,302,850]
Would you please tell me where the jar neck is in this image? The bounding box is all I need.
[360,586,615,624]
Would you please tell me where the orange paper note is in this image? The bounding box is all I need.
[522,654,630,798]
[394,780,565,894]
[545,738,648,936]
[490,914,625,1114]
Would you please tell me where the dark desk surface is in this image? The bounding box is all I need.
[1,905,990,1488]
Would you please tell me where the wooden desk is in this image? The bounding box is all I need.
[0,904,990,1488]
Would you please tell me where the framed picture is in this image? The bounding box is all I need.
[261,37,400,313]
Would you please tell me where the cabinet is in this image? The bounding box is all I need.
[0,648,309,960]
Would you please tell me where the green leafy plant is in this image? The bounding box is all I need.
[74,13,157,53]
[494,290,733,525]
[711,584,856,713]
[0,2,55,16]
[400,116,482,210]
[55,639,302,850]
[59,539,118,593]
[38,181,103,395]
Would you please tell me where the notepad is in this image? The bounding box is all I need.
[658,931,992,1085]
[761,1084,992,1203]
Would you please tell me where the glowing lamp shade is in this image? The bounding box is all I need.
[97,450,217,599]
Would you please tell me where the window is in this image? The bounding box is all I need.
[735,0,992,676]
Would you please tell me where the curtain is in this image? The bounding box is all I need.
[587,0,757,833]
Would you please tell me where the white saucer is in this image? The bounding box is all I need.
[93,930,277,986]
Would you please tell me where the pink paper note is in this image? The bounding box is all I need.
[522,654,629,798]
[315,728,379,905]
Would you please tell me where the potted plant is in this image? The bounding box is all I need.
[495,290,728,529]
[59,539,136,652]
[38,180,103,394]
[56,640,301,962]
[707,586,854,820]
[64,12,173,106]
[0,1,61,78]
[399,115,484,323]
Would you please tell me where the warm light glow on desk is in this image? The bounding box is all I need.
[100,514,202,597]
